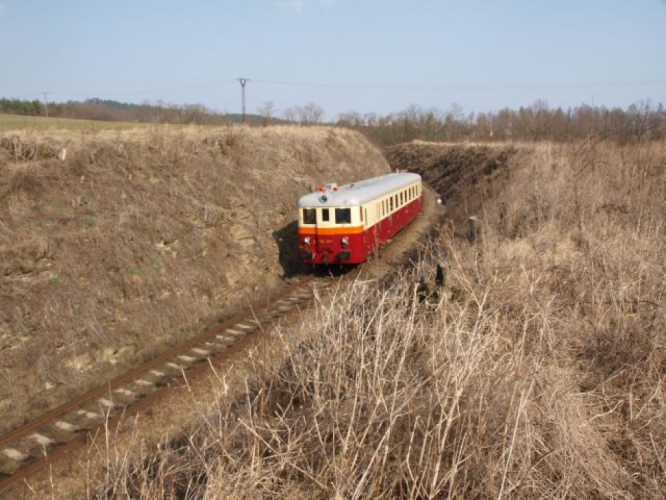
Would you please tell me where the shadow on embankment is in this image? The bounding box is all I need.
[273,220,309,278]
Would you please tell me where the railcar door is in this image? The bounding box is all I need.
[388,194,395,235]
[317,207,331,261]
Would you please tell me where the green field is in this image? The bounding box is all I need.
[0,113,144,132]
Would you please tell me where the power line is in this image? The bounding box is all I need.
[29,80,237,99]
[4,77,665,115]
[251,78,666,91]
[8,77,665,104]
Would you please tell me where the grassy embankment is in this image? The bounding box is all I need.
[96,140,666,499]
[0,124,389,436]
[0,113,142,132]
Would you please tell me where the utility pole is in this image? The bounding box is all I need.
[237,78,249,123]
[41,92,50,118]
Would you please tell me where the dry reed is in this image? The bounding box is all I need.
[91,140,666,498]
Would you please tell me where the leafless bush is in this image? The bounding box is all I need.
[96,140,666,498]
[0,126,390,439]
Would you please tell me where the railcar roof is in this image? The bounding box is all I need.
[298,172,421,207]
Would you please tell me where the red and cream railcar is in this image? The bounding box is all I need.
[298,172,423,265]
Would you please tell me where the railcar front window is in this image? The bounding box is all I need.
[322,208,330,222]
[335,208,351,224]
[303,208,316,224]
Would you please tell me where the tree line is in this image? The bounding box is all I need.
[0,96,327,127]
[0,98,42,116]
[338,100,666,145]
[2,96,664,144]
[0,97,250,125]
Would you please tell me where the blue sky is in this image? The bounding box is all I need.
[1,0,665,119]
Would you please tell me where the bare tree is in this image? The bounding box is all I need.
[298,102,325,125]
[363,112,378,127]
[442,103,466,141]
[281,106,299,123]
[257,101,275,126]
[628,99,653,141]
[337,111,364,127]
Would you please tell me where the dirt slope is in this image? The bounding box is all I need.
[0,125,389,433]
[385,141,519,228]
[81,140,665,499]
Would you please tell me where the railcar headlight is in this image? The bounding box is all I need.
[341,236,349,247]
[304,236,311,246]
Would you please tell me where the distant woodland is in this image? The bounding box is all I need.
[2,96,664,145]
[340,100,666,145]
[0,97,239,125]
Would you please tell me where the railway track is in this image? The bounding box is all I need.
[0,272,347,495]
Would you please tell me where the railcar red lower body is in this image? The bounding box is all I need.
[299,197,422,265]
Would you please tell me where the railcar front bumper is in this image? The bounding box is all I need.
[299,249,352,265]
[336,251,351,262]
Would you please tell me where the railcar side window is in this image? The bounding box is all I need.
[322,208,330,222]
[303,208,316,224]
[390,197,394,211]
[335,208,351,224]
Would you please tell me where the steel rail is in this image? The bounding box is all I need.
[0,273,332,494]
[0,183,438,496]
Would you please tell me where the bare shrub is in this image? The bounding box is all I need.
[96,140,666,498]
[0,126,390,438]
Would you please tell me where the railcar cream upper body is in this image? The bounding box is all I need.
[298,172,423,265]
[298,172,422,230]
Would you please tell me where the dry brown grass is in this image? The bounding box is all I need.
[0,125,389,434]
[86,139,666,499]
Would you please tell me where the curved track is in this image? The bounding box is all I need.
[0,272,350,494]
[0,185,441,496]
